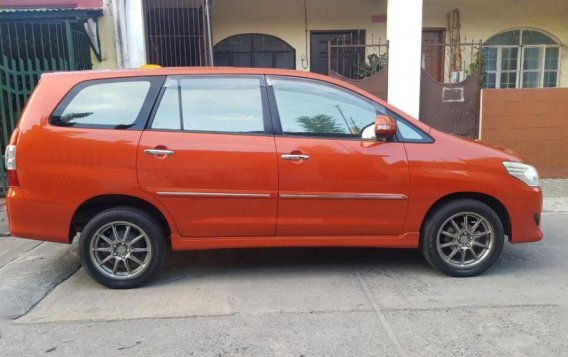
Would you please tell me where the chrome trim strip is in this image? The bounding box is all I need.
[157,191,271,198]
[279,193,408,200]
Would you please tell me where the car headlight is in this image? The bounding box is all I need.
[503,161,539,187]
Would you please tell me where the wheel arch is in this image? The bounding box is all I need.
[69,194,173,243]
[420,192,511,241]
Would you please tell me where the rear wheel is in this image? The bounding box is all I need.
[421,199,504,277]
[79,207,166,288]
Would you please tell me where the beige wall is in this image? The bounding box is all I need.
[212,0,568,86]
[423,0,568,86]
[91,0,117,70]
[94,0,568,84]
[212,0,387,71]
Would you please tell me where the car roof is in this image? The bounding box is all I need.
[42,66,332,81]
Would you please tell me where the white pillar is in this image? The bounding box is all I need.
[112,0,147,68]
[387,0,423,119]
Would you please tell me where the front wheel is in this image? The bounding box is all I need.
[79,207,166,288]
[421,199,505,277]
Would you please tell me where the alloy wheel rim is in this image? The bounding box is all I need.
[436,212,494,268]
[89,221,152,280]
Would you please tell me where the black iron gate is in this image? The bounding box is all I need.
[144,0,213,67]
[0,18,93,195]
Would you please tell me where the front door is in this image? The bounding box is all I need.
[422,29,445,81]
[310,30,365,77]
[267,76,409,236]
[137,75,278,237]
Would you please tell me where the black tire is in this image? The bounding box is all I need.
[421,199,505,277]
[79,207,166,289]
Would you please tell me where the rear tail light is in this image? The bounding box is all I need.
[4,144,19,187]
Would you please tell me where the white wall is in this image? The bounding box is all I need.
[387,0,423,118]
[110,0,147,68]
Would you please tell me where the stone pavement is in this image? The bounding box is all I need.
[0,199,80,320]
[2,213,568,356]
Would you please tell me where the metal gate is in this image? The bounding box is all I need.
[419,41,483,138]
[419,68,481,138]
[144,0,213,67]
[327,41,389,101]
[0,19,93,195]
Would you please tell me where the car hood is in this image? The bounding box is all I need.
[428,128,526,163]
[471,140,527,161]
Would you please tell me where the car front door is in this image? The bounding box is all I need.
[137,75,278,238]
[267,76,409,236]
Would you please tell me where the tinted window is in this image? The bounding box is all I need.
[151,76,265,134]
[270,77,377,138]
[388,110,433,143]
[151,87,181,130]
[51,80,152,128]
[397,120,424,140]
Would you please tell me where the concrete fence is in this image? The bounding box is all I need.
[480,88,568,178]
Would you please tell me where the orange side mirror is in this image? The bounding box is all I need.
[374,115,397,138]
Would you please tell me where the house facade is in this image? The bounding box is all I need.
[98,1,568,102]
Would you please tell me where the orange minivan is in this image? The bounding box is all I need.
[5,67,542,288]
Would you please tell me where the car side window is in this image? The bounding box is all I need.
[387,110,434,143]
[150,76,265,134]
[50,78,159,129]
[150,86,181,130]
[269,77,378,138]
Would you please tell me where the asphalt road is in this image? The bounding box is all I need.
[1,213,567,356]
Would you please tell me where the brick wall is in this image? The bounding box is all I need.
[480,88,568,178]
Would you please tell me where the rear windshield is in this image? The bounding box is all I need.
[50,77,163,129]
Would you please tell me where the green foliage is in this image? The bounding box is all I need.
[353,53,388,79]
[466,56,481,76]
[297,114,344,134]
[467,50,485,88]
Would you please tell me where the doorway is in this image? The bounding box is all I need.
[421,29,445,82]
[213,33,295,69]
[310,30,365,77]
[144,0,212,67]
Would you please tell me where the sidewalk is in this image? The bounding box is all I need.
[0,200,80,319]
[541,179,568,212]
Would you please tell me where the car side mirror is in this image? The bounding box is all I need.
[374,115,397,138]
[362,115,397,140]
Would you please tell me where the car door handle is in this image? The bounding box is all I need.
[281,154,310,161]
[144,149,175,156]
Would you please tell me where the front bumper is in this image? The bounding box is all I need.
[503,187,543,243]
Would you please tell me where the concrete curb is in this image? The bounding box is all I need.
[0,200,8,237]
[0,241,80,319]
[541,180,568,212]
[543,198,568,213]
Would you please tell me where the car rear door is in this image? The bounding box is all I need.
[137,75,278,238]
[267,76,409,236]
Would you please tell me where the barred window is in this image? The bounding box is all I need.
[482,29,560,89]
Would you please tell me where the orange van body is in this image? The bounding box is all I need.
[6,67,543,251]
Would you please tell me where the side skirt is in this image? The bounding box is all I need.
[170,232,420,251]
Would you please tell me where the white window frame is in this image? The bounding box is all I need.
[483,29,561,89]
